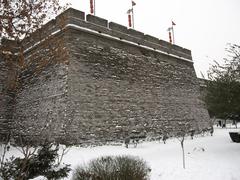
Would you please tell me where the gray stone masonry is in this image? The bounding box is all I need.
[0,8,211,145]
[0,54,16,141]
[21,8,192,60]
[65,28,210,144]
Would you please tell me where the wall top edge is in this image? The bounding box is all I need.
[3,8,192,61]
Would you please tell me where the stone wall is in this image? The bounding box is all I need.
[0,8,211,145]
[11,33,70,143]
[65,27,210,144]
[0,54,16,140]
[12,64,69,143]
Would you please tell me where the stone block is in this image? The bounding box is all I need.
[172,45,192,58]
[172,44,183,52]
[144,34,160,44]
[43,19,57,32]
[159,40,172,49]
[86,14,108,27]
[182,48,192,56]
[60,8,85,20]
[109,22,128,34]
[127,29,144,39]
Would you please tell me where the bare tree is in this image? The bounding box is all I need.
[0,0,65,39]
[0,0,69,69]
[175,120,193,169]
[0,0,70,142]
[0,0,69,88]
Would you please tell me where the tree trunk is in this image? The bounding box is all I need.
[181,137,185,169]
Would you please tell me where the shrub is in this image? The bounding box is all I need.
[0,142,71,180]
[72,155,151,180]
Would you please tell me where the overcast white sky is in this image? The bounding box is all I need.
[60,0,240,77]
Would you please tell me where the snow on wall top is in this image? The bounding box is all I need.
[21,8,192,61]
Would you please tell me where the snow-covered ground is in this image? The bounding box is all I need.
[62,127,240,180]
[1,127,240,180]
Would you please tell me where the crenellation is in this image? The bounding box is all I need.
[60,8,85,21]
[158,40,172,49]
[19,8,192,62]
[86,14,108,28]
[41,19,59,35]
[143,34,160,45]
[109,22,129,34]
[127,29,145,39]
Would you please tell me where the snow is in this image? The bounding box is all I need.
[29,176,47,180]
[1,127,240,180]
[62,127,240,180]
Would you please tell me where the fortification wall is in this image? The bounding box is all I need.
[0,56,10,139]
[1,8,210,144]
[21,8,192,62]
[0,54,16,140]
[65,27,210,144]
[12,64,69,143]
[11,33,70,143]
[61,8,209,144]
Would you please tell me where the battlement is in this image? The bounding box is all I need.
[22,8,192,61]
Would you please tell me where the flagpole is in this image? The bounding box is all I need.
[131,1,135,29]
[94,0,96,15]
[171,21,175,44]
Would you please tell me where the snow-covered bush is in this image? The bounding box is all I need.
[72,155,151,180]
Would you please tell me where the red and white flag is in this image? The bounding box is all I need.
[90,0,94,14]
[128,14,132,27]
[169,31,172,44]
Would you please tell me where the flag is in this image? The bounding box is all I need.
[128,14,132,27]
[90,0,94,14]
[127,8,133,14]
[132,1,136,6]
[172,21,176,26]
[169,31,172,44]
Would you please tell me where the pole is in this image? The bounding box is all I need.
[171,21,176,44]
[131,1,135,29]
[172,24,175,44]
[94,0,96,15]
